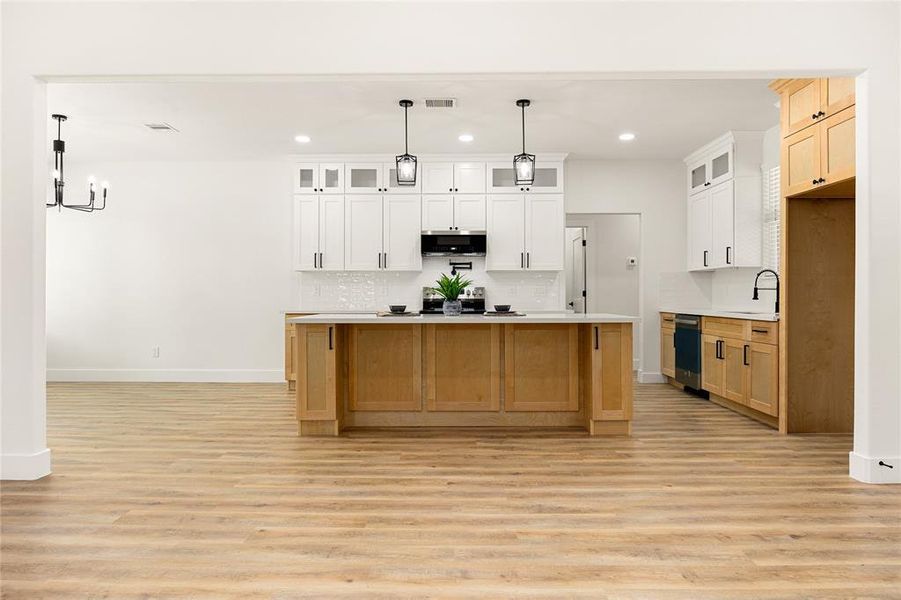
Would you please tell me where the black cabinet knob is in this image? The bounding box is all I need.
[520,187,524,191]
[818,177,826,183]
[812,113,819,119]
[817,111,825,117]
[454,188,458,192]
[526,187,530,191]
[812,179,819,185]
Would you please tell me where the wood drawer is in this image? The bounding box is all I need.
[660,312,676,331]
[702,316,748,341]
[749,321,779,345]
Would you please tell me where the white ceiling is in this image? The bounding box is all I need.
[49,78,778,162]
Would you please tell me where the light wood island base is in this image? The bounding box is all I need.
[293,318,634,437]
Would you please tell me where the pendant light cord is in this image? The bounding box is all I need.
[404,104,409,154]
[521,104,526,153]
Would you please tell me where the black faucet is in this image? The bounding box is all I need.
[753,269,780,314]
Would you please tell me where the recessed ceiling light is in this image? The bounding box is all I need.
[294,134,311,144]
[458,133,474,142]
[619,132,636,142]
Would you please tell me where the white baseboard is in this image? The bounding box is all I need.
[1,449,51,481]
[47,369,284,383]
[849,451,901,484]
[638,371,666,384]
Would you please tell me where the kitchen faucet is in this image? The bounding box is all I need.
[752,269,780,314]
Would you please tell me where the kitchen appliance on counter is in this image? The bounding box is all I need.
[421,232,486,257]
[420,286,486,314]
[674,314,702,390]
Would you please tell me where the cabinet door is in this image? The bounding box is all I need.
[660,327,675,378]
[296,324,337,420]
[708,145,734,188]
[529,163,564,193]
[318,196,345,271]
[487,162,520,193]
[382,195,422,271]
[383,163,422,194]
[453,162,486,193]
[293,163,319,194]
[293,195,319,271]
[710,180,734,268]
[454,194,486,231]
[505,323,579,411]
[821,77,855,118]
[525,194,564,270]
[819,105,855,186]
[345,164,384,193]
[318,164,344,194]
[746,342,778,416]
[422,162,455,194]
[422,194,454,231]
[687,158,708,196]
[781,79,821,137]
[721,337,748,404]
[486,194,525,270]
[688,189,712,270]
[285,323,296,384]
[344,195,383,271]
[782,125,821,197]
[701,334,723,396]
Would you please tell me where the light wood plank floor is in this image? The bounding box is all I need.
[2,383,899,599]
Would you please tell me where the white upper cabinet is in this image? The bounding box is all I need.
[382,195,422,271]
[293,195,345,271]
[383,163,421,194]
[486,195,526,270]
[345,164,384,194]
[453,195,486,231]
[525,194,565,270]
[487,161,564,194]
[293,163,319,194]
[422,194,454,231]
[453,162,486,193]
[318,164,345,194]
[685,132,763,271]
[422,163,455,194]
[344,195,383,270]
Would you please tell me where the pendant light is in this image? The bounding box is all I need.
[513,99,536,186]
[395,99,417,186]
[46,114,109,212]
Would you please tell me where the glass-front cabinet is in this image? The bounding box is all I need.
[318,164,345,194]
[293,163,319,194]
[687,143,733,196]
[345,163,384,193]
[487,161,564,193]
[293,163,345,194]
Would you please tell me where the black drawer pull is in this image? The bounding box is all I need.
[594,326,599,350]
[328,326,333,350]
[752,328,770,334]
[743,344,749,366]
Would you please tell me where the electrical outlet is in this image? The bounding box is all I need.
[152,346,160,359]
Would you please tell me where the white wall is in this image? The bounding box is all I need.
[2,0,898,483]
[46,160,294,381]
[565,160,685,382]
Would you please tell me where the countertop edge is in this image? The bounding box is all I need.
[287,313,639,324]
[658,308,779,322]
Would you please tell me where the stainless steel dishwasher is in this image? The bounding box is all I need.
[674,314,702,390]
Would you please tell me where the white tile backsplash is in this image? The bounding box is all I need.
[658,267,777,313]
[658,271,713,309]
[295,257,564,312]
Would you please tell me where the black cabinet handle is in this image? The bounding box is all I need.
[703,250,708,267]
[378,253,382,269]
[743,344,749,366]
[328,326,333,350]
[520,252,524,268]
[319,252,323,268]
[812,179,819,185]
[812,113,819,119]
[313,252,317,269]
[527,252,530,268]
[716,339,723,360]
[817,177,826,183]
[751,328,769,334]
[594,326,599,350]
[383,252,387,269]
[726,246,732,265]
[817,110,825,117]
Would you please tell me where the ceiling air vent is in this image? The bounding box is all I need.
[423,98,457,109]
[144,122,179,132]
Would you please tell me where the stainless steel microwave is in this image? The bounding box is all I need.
[421,232,487,257]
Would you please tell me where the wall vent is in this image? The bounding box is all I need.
[144,122,179,132]
[423,98,457,109]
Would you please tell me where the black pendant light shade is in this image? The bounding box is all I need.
[513,99,535,186]
[46,114,109,212]
[395,99,417,186]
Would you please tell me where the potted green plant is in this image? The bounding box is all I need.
[432,273,472,316]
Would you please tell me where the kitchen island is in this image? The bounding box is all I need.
[287,313,637,436]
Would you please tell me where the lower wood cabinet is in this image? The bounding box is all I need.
[424,323,501,411]
[504,323,579,411]
[746,342,779,416]
[295,324,338,421]
[348,324,422,411]
[701,334,724,396]
[660,313,675,378]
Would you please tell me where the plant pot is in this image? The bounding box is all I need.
[442,299,463,316]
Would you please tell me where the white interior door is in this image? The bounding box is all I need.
[318,195,345,270]
[421,162,455,194]
[294,195,319,270]
[710,180,735,268]
[382,195,422,271]
[688,189,712,270]
[525,194,564,270]
[486,195,525,270]
[564,227,586,312]
[421,195,454,231]
[344,195,383,270]
[453,162,486,193]
[453,195,486,231]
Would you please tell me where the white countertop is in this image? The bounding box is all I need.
[659,308,779,322]
[287,312,638,324]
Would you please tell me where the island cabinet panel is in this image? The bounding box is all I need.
[348,325,422,411]
[296,324,338,422]
[504,324,579,411]
[424,324,501,411]
[594,323,634,420]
